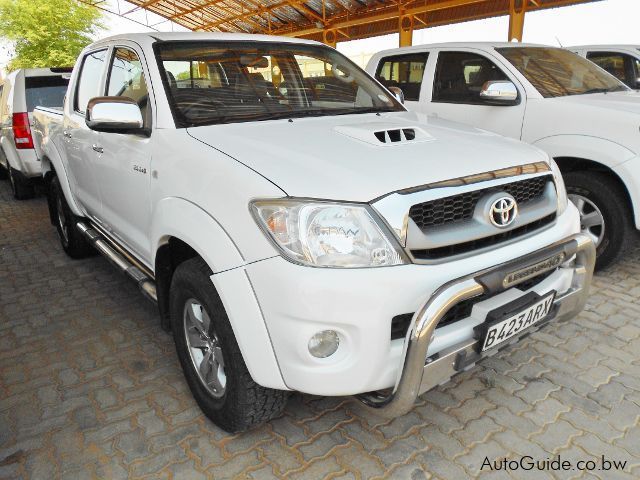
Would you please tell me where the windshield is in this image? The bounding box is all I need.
[497,47,628,98]
[154,41,404,127]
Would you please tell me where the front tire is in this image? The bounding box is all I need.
[170,257,288,433]
[50,176,94,258]
[564,171,633,270]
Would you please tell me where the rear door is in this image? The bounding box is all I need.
[426,48,527,139]
[64,48,108,217]
[90,44,153,261]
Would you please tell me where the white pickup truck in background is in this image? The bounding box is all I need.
[367,43,640,269]
[33,33,594,432]
[571,45,640,90]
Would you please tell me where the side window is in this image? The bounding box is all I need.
[586,51,636,87]
[375,53,428,101]
[107,47,150,126]
[75,49,108,113]
[433,51,510,104]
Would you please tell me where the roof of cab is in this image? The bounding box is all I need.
[90,32,322,49]
[373,41,554,56]
[570,44,640,50]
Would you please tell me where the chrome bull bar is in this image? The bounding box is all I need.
[357,233,595,417]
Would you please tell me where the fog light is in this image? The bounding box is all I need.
[308,330,340,358]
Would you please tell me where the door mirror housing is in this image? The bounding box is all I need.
[86,97,144,133]
[388,86,405,104]
[479,80,519,105]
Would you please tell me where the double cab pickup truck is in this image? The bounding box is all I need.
[33,33,594,432]
[368,43,640,269]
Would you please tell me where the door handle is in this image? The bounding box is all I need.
[63,131,72,138]
[92,144,103,154]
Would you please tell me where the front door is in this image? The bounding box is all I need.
[426,49,527,140]
[91,45,154,262]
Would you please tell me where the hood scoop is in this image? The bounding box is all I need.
[334,122,433,147]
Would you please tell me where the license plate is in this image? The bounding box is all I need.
[480,292,555,352]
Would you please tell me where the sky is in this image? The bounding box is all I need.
[1,0,639,74]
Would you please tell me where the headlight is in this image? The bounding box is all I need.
[251,199,407,268]
[549,158,568,215]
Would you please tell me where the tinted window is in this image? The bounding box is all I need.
[586,51,639,88]
[155,41,403,127]
[375,53,428,101]
[75,49,107,113]
[433,51,509,103]
[498,47,627,98]
[107,47,150,125]
[25,76,69,111]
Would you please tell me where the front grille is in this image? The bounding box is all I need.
[411,214,556,260]
[409,175,550,230]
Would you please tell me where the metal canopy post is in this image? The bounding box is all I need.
[399,13,414,47]
[508,0,528,42]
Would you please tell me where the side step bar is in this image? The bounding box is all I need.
[77,222,157,303]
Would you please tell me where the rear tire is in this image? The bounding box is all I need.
[8,164,34,200]
[50,176,94,258]
[0,163,8,180]
[170,257,288,433]
[564,171,633,270]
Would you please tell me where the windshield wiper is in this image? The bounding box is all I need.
[581,86,626,95]
[184,106,397,127]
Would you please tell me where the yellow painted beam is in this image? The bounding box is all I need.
[399,14,413,47]
[508,0,527,42]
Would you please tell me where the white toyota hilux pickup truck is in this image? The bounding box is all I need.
[367,43,640,269]
[33,33,594,433]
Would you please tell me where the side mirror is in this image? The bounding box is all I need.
[479,80,519,105]
[86,97,144,133]
[388,86,405,104]
[634,78,640,90]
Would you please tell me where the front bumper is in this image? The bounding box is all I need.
[357,233,595,417]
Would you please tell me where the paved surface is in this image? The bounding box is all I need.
[1,180,640,480]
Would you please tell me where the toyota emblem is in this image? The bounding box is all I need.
[490,196,518,228]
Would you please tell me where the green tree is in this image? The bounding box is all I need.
[0,0,103,71]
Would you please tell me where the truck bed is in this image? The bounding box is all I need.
[32,106,64,162]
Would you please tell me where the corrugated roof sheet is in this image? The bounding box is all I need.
[121,0,600,42]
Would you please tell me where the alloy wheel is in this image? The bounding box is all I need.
[183,298,226,398]
[569,193,605,247]
[56,193,70,245]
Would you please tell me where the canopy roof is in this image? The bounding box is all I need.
[114,0,599,44]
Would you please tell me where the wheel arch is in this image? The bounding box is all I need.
[150,198,287,389]
[554,156,636,226]
[39,142,84,218]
